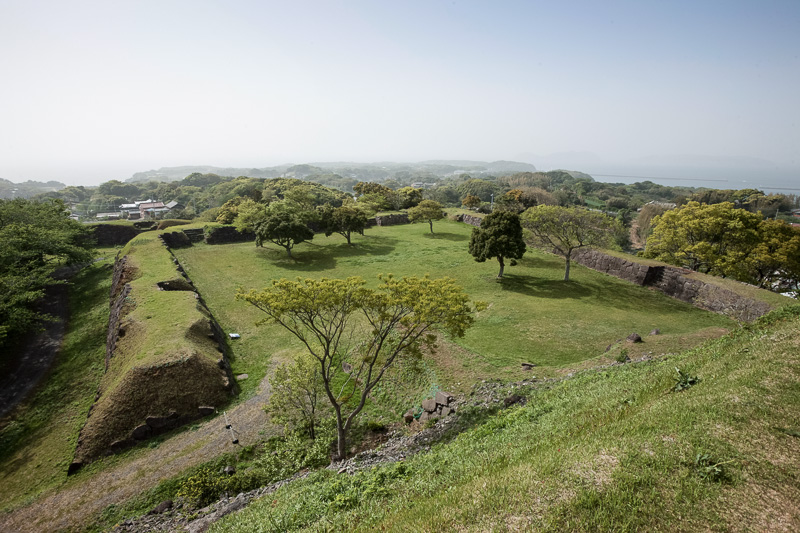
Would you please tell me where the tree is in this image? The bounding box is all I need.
[317,204,370,244]
[522,206,622,281]
[0,199,94,348]
[468,211,526,278]
[462,194,481,209]
[237,275,478,460]
[723,219,800,289]
[407,200,445,233]
[253,203,314,258]
[264,352,326,439]
[643,201,762,275]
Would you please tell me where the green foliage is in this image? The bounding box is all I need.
[468,210,526,278]
[672,367,701,392]
[407,199,445,233]
[644,202,763,275]
[694,453,733,482]
[264,352,327,439]
[317,203,370,244]
[461,194,481,209]
[522,205,622,281]
[253,203,315,258]
[237,274,478,459]
[0,198,95,346]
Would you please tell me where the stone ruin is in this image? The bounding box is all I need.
[405,390,455,424]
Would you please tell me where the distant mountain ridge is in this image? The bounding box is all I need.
[126,160,537,183]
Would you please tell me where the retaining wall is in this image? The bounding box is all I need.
[572,249,772,322]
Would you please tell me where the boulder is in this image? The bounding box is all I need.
[146,411,180,429]
[521,362,536,370]
[131,423,152,440]
[649,329,661,336]
[149,500,173,514]
[403,409,415,424]
[198,405,215,416]
[504,394,524,407]
[626,333,643,343]
[422,398,437,413]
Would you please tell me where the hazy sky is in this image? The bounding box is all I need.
[1,0,798,185]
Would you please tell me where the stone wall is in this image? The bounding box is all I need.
[92,224,142,246]
[204,225,255,244]
[373,213,409,226]
[572,249,773,322]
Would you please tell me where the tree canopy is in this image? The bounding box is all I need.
[643,201,762,275]
[407,200,445,233]
[522,205,622,281]
[0,199,94,347]
[317,204,370,244]
[253,203,314,258]
[237,275,479,459]
[468,210,526,278]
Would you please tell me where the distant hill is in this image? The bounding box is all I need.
[126,160,537,184]
[0,178,65,199]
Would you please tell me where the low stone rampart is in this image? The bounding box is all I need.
[572,249,773,322]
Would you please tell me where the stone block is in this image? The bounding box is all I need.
[422,398,437,412]
[435,390,453,406]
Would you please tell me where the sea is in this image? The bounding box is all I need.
[578,165,799,195]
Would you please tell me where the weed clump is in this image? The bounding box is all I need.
[672,367,701,392]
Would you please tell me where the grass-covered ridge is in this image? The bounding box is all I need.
[72,233,236,464]
[213,305,800,532]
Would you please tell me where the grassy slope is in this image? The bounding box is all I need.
[174,219,733,395]
[213,305,800,532]
[0,259,111,511]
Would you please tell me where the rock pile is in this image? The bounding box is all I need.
[405,390,456,424]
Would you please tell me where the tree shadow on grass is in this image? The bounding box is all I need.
[423,231,469,242]
[497,273,595,299]
[259,236,398,273]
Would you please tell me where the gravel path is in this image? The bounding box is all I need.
[0,373,276,533]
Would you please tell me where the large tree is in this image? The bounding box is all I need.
[643,201,762,275]
[317,204,370,244]
[468,211,526,278]
[0,199,94,347]
[237,275,478,460]
[522,206,622,281]
[407,200,445,233]
[253,203,314,258]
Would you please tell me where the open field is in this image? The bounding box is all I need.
[174,219,734,393]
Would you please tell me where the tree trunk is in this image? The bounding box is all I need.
[497,256,505,278]
[285,246,293,258]
[336,423,347,460]
[345,232,352,245]
[564,254,571,281]
[428,220,433,233]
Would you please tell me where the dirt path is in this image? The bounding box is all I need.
[0,373,276,533]
[0,283,69,421]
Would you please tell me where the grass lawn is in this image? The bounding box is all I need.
[211,306,800,532]
[174,219,733,395]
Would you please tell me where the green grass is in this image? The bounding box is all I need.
[0,259,112,511]
[211,305,800,532]
[174,220,733,394]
